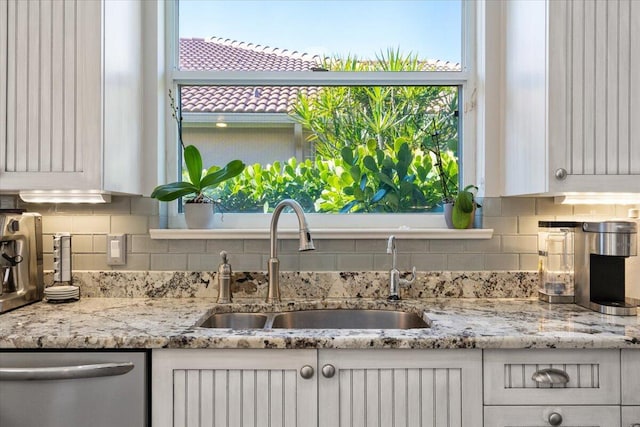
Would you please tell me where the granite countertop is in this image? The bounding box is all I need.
[3,297,640,350]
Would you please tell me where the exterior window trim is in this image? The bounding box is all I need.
[163,0,479,233]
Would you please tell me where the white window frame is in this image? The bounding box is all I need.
[163,0,478,234]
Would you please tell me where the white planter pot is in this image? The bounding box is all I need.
[184,203,215,229]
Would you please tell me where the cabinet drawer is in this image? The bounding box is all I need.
[622,406,640,427]
[484,349,620,405]
[484,405,620,427]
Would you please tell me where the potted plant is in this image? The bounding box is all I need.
[151,91,245,228]
[422,118,480,229]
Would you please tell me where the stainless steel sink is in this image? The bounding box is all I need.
[271,309,429,329]
[198,312,268,329]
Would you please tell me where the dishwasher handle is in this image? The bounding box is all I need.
[0,362,134,381]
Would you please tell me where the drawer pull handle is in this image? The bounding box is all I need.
[532,368,569,385]
[548,412,563,425]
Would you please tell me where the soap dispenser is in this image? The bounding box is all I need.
[217,251,232,303]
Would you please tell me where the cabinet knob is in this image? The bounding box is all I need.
[299,365,314,379]
[554,168,568,180]
[321,364,336,378]
[548,412,562,426]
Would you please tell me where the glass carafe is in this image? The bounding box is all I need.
[538,221,578,303]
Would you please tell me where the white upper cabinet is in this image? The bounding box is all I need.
[0,0,143,194]
[502,0,640,196]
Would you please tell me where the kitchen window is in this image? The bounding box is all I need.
[165,0,475,232]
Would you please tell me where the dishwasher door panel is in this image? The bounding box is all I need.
[0,351,147,427]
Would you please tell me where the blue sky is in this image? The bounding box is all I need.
[179,0,461,63]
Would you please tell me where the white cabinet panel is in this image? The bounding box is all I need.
[152,349,317,427]
[0,0,143,194]
[622,406,640,427]
[484,405,620,427]
[503,0,640,195]
[319,349,482,427]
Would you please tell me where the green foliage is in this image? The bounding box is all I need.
[286,49,460,212]
[215,157,324,212]
[211,50,461,214]
[151,145,245,202]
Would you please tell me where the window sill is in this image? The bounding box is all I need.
[149,228,494,240]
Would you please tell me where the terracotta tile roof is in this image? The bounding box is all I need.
[180,37,322,72]
[181,85,318,113]
[179,37,461,114]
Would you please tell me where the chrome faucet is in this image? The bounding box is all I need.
[387,235,416,300]
[267,199,315,303]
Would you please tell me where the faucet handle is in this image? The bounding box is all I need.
[399,266,417,287]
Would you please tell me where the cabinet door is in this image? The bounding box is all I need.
[549,0,640,193]
[622,406,640,427]
[0,0,102,191]
[484,406,620,427]
[622,350,640,405]
[318,349,482,427]
[152,349,317,427]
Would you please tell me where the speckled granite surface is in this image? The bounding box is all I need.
[3,297,640,350]
[45,270,539,299]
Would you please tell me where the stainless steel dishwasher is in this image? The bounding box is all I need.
[0,351,148,427]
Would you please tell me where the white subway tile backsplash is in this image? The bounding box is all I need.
[114,254,150,271]
[93,235,107,254]
[373,253,411,271]
[485,254,519,270]
[73,216,110,233]
[42,216,73,233]
[409,254,447,270]
[446,254,485,270]
[519,254,540,270]
[430,240,464,253]
[464,236,501,253]
[501,198,536,216]
[299,254,336,271]
[483,216,518,234]
[151,254,187,270]
[168,240,206,253]
[28,195,635,273]
[206,239,244,253]
[337,254,374,271]
[535,197,573,216]
[502,235,537,253]
[72,235,93,253]
[132,235,168,253]
[111,215,148,234]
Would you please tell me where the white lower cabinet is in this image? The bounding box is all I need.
[484,349,622,426]
[152,349,317,427]
[318,349,482,427]
[484,405,620,426]
[622,407,640,427]
[152,349,483,427]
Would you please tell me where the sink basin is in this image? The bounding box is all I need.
[199,313,268,329]
[271,309,429,329]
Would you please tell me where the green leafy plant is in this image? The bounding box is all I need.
[150,91,245,203]
[151,144,245,202]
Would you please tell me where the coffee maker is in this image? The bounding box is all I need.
[0,211,44,313]
[575,221,638,315]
